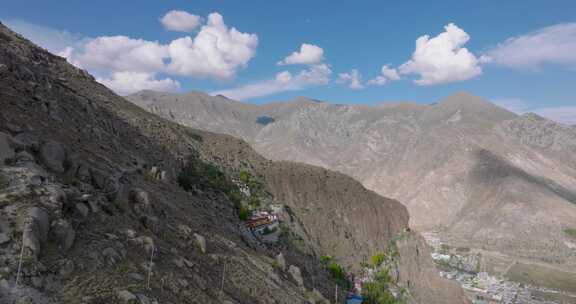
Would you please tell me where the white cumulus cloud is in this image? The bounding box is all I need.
[160,10,202,32]
[8,13,258,95]
[166,12,258,79]
[337,69,365,90]
[97,72,180,96]
[278,43,324,65]
[399,23,482,85]
[211,64,331,100]
[483,23,576,70]
[367,65,400,86]
[75,36,169,73]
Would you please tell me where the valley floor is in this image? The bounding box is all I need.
[423,232,576,304]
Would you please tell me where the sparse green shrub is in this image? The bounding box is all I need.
[319,255,349,287]
[475,258,482,273]
[327,261,348,287]
[319,255,333,264]
[238,170,263,195]
[177,159,252,221]
[238,206,250,221]
[227,189,243,208]
[439,244,450,254]
[249,196,261,209]
[178,161,229,192]
[271,260,280,269]
[362,269,401,304]
[564,228,576,239]
[248,179,262,193]
[239,170,251,184]
[371,252,386,268]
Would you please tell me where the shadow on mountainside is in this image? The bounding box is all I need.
[471,149,576,205]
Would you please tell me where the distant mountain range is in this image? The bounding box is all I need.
[128,90,576,272]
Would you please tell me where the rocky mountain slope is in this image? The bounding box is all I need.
[0,23,467,303]
[127,88,576,277]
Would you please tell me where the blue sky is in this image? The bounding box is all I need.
[2,0,576,123]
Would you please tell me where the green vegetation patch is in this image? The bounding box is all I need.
[361,237,407,304]
[371,252,386,268]
[239,170,251,184]
[178,160,230,193]
[318,255,349,288]
[238,206,250,221]
[327,261,346,282]
[362,269,405,304]
[178,158,245,218]
[564,228,576,239]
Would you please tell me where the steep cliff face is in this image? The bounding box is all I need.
[395,232,469,304]
[0,23,468,304]
[263,161,408,267]
[262,164,468,304]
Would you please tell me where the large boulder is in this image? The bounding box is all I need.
[288,265,304,288]
[22,207,50,258]
[134,235,156,255]
[275,252,287,271]
[102,247,123,265]
[194,233,207,254]
[43,185,67,211]
[12,132,40,151]
[14,151,35,165]
[129,188,151,214]
[73,203,90,222]
[50,219,75,251]
[0,132,15,164]
[90,169,119,200]
[0,232,10,244]
[142,215,161,234]
[39,140,66,173]
[116,290,137,303]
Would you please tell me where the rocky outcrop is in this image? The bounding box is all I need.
[50,219,75,252]
[0,131,15,164]
[116,290,137,303]
[22,207,50,259]
[395,232,469,304]
[194,233,207,254]
[276,252,286,271]
[264,161,408,268]
[38,140,66,173]
[288,265,304,288]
